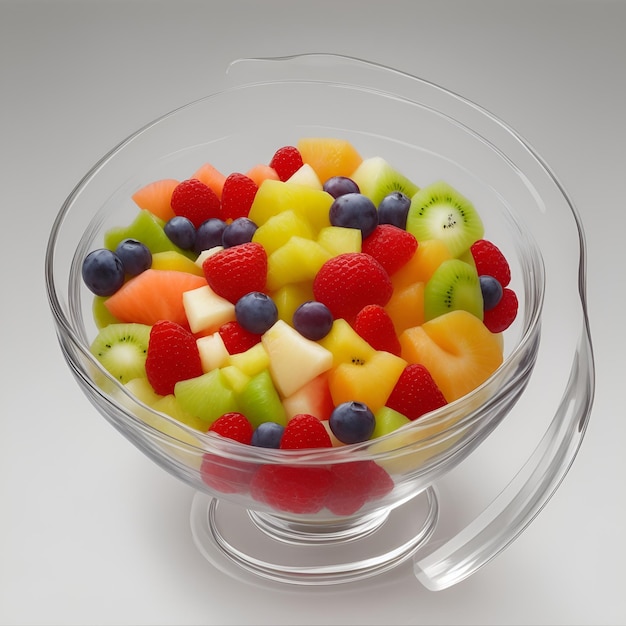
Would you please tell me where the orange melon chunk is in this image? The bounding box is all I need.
[297,138,363,184]
[399,310,503,403]
[104,269,207,327]
[131,179,179,222]
[246,163,280,187]
[191,162,227,199]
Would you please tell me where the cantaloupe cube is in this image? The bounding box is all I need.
[384,281,425,333]
[297,137,363,184]
[392,239,453,290]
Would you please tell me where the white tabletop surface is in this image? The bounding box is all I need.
[2,1,625,624]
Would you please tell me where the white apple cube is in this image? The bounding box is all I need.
[195,245,224,268]
[261,319,333,397]
[196,331,230,372]
[183,285,235,334]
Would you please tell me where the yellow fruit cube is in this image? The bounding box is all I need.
[318,319,376,368]
[317,226,362,256]
[252,209,314,256]
[227,343,270,378]
[272,282,315,324]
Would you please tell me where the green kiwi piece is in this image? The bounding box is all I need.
[424,259,484,322]
[406,181,484,257]
[104,210,193,258]
[237,369,287,429]
[90,322,151,383]
[350,157,420,207]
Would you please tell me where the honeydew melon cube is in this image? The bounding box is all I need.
[317,226,362,256]
[182,285,235,334]
[266,236,332,291]
[251,210,314,256]
[262,320,333,397]
[227,343,270,378]
[196,332,230,372]
[286,163,323,190]
[237,369,288,428]
[174,369,238,425]
[272,282,315,324]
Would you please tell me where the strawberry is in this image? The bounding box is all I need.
[170,178,221,228]
[145,320,203,395]
[354,304,401,356]
[313,252,393,324]
[386,363,447,421]
[202,241,267,304]
[250,464,332,514]
[361,225,418,275]
[279,413,333,450]
[268,145,304,182]
[218,320,261,354]
[201,412,256,494]
[470,239,511,287]
[220,172,259,221]
[483,287,518,333]
[208,412,254,444]
[325,460,394,516]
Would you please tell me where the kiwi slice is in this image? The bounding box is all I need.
[424,259,484,322]
[90,322,151,383]
[406,181,484,257]
[350,157,420,207]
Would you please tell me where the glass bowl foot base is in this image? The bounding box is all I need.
[190,487,439,587]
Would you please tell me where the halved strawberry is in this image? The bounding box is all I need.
[386,363,448,421]
[170,178,221,228]
[361,225,418,276]
[354,304,401,356]
[220,173,259,221]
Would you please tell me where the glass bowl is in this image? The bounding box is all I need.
[45,54,594,590]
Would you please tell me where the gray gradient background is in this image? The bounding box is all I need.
[1,1,625,624]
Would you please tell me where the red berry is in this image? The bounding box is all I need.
[386,364,447,421]
[354,304,401,356]
[313,252,393,324]
[470,239,511,287]
[170,178,221,228]
[220,172,259,221]
[145,320,204,396]
[202,241,267,304]
[280,414,333,450]
[209,412,254,444]
[361,225,418,275]
[268,145,304,182]
[483,287,518,333]
[250,464,332,514]
[218,320,261,354]
[325,460,394,516]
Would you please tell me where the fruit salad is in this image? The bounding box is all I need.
[82,137,518,514]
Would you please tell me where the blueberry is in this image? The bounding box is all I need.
[195,218,227,254]
[323,176,360,198]
[292,301,334,340]
[329,401,376,444]
[164,216,196,250]
[479,275,504,311]
[329,193,378,239]
[251,421,285,448]
[235,291,278,334]
[81,248,126,296]
[377,191,411,230]
[222,217,258,248]
[114,238,152,276]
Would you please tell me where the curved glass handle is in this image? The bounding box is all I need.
[414,328,594,590]
[223,54,596,590]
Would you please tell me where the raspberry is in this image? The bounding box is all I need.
[218,320,261,354]
[483,287,518,333]
[268,145,304,182]
[279,414,332,450]
[145,320,203,396]
[313,252,393,324]
[208,412,254,444]
[361,225,418,275]
[386,363,448,421]
[354,304,401,356]
[170,178,221,228]
[202,241,267,304]
[470,239,511,287]
[250,464,332,514]
[325,461,394,515]
[220,172,259,221]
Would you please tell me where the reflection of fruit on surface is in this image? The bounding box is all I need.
[297,137,363,184]
[399,310,503,403]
